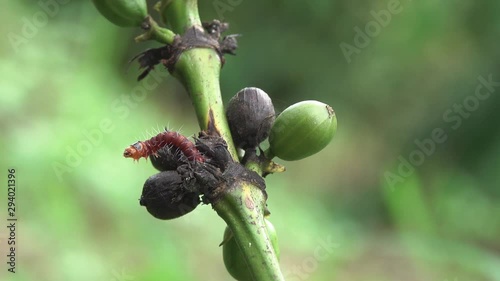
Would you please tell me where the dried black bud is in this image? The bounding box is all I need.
[226,87,275,149]
[202,19,229,39]
[150,146,186,171]
[139,171,200,220]
[195,132,233,171]
[220,34,240,55]
[129,45,173,81]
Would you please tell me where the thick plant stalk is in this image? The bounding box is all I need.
[160,0,284,280]
[172,48,238,160]
[214,183,284,281]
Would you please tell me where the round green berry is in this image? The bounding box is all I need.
[268,100,337,161]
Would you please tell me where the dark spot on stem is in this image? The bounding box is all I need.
[207,109,220,136]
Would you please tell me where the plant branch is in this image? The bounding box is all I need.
[172,48,238,160]
[214,183,284,281]
[135,16,176,44]
[159,0,284,280]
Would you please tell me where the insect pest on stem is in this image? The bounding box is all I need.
[123,130,205,162]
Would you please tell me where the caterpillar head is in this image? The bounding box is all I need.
[124,142,146,161]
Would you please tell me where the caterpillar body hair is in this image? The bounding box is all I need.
[124,130,205,162]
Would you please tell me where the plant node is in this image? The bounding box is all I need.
[130,20,239,80]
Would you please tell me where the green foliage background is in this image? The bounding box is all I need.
[1,0,499,280]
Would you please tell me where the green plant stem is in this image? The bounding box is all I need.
[135,16,176,44]
[172,48,238,160]
[245,160,262,174]
[161,0,200,33]
[160,0,284,280]
[214,183,284,281]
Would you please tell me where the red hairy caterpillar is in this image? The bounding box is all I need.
[123,130,205,162]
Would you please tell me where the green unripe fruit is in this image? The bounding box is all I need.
[92,0,147,27]
[268,100,337,161]
[223,219,279,281]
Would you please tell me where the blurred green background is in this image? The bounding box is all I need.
[1,0,500,280]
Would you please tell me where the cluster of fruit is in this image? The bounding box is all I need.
[226,87,337,161]
[223,87,336,280]
[122,87,336,280]
[128,87,337,222]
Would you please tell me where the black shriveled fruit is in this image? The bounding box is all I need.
[195,132,233,171]
[226,87,275,149]
[139,171,200,220]
[150,146,185,171]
